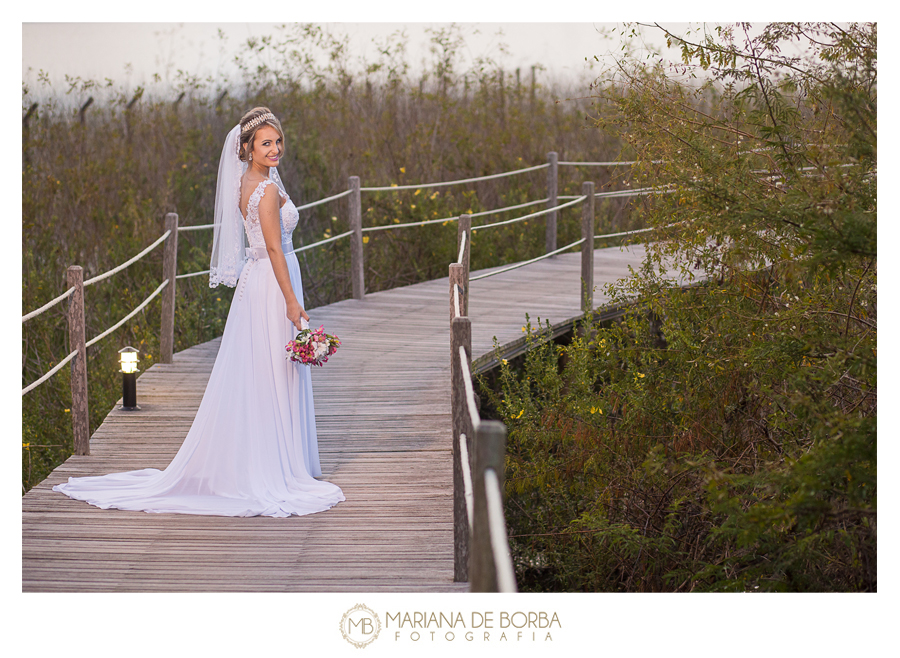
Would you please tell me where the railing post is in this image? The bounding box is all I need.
[546,151,558,254]
[449,264,467,320]
[451,314,473,582]
[581,181,595,314]
[349,176,365,300]
[470,420,508,592]
[458,213,471,286]
[160,213,178,364]
[67,266,90,456]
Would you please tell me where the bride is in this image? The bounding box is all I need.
[53,107,345,517]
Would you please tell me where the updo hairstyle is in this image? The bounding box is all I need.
[238,107,285,163]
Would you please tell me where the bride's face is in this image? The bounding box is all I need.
[249,125,284,168]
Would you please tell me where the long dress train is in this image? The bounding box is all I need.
[53,177,345,517]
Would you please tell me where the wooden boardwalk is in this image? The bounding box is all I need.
[22,243,651,592]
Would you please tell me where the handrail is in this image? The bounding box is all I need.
[175,230,356,280]
[558,185,676,200]
[361,163,549,192]
[175,269,210,280]
[22,287,76,323]
[290,229,355,254]
[21,349,79,396]
[474,195,586,232]
[178,223,214,232]
[594,221,683,242]
[295,188,353,212]
[362,198,551,233]
[22,279,170,396]
[459,345,481,430]
[453,284,462,319]
[24,230,171,322]
[457,230,467,265]
[85,279,169,348]
[558,159,666,166]
[83,230,171,287]
[470,237,586,282]
[484,468,518,593]
[459,432,474,531]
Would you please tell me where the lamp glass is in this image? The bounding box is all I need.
[119,347,139,374]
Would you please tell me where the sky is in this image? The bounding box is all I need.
[21,21,680,100]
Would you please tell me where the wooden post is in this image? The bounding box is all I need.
[546,152,558,254]
[125,92,141,143]
[449,264,466,321]
[23,103,37,168]
[457,214,471,287]
[78,97,93,125]
[67,266,90,456]
[349,176,364,300]
[470,420,507,592]
[499,70,506,127]
[581,181,595,314]
[531,65,536,108]
[451,315,473,582]
[160,213,178,364]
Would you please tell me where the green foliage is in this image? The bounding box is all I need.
[22,26,632,492]
[483,22,876,592]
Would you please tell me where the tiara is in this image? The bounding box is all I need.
[241,112,277,133]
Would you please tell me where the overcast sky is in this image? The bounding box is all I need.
[22,21,683,98]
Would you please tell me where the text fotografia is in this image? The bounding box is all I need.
[387,611,561,642]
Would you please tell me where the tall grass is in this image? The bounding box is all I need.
[22,25,636,492]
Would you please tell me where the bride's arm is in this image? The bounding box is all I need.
[258,184,309,331]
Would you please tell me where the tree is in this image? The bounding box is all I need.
[491,22,876,591]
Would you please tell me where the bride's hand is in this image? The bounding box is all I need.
[286,300,309,332]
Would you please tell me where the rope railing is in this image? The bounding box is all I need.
[21,279,170,396]
[22,228,173,322]
[558,185,676,201]
[22,287,76,323]
[484,468,518,593]
[83,230,171,287]
[362,198,550,233]
[457,230,467,265]
[558,159,666,166]
[291,230,355,255]
[174,229,356,280]
[594,221,684,242]
[473,195,586,232]
[296,188,354,212]
[175,269,210,280]
[470,237,586,282]
[459,344,482,431]
[21,350,79,396]
[177,191,355,235]
[85,279,169,349]
[361,163,549,192]
[459,432,474,531]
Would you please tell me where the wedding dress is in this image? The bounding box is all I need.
[53,138,345,517]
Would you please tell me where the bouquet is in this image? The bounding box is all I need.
[285,324,340,366]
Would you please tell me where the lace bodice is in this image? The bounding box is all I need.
[243,178,300,248]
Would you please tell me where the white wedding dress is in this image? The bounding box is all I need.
[53,177,345,517]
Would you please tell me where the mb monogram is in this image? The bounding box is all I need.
[340,606,560,645]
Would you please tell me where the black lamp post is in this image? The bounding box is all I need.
[118,346,140,411]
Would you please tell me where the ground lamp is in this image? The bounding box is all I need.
[118,346,141,411]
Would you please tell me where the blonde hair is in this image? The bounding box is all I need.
[238,107,285,163]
